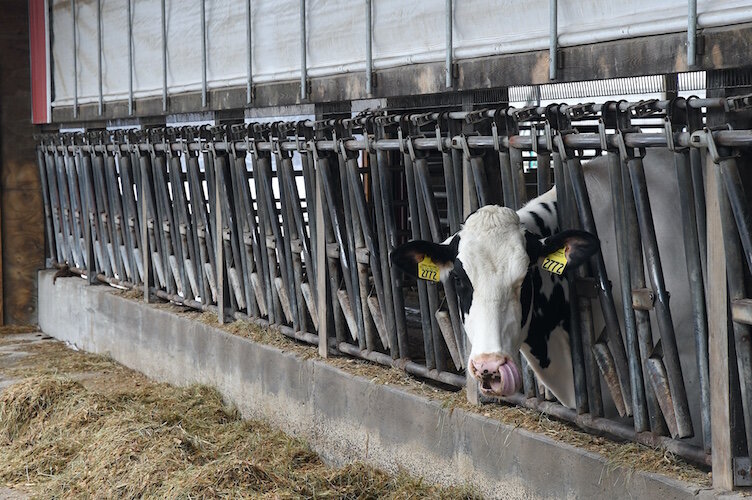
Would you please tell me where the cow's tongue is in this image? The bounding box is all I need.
[496,360,522,396]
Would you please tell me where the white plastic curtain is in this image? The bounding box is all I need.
[51,0,752,105]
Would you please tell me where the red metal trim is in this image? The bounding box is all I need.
[29,0,49,124]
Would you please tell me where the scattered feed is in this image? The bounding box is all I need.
[0,337,478,499]
[182,301,712,487]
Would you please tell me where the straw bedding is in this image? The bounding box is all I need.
[0,336,478,499]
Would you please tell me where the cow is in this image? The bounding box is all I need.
[391,148,700,434]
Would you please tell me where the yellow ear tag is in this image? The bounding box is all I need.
[542,247,567,275]
[417,256,441,282]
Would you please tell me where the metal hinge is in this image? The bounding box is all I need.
[734,457,752,486]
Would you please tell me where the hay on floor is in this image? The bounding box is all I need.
[0,346,478,499]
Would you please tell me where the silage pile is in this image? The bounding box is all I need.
[0,375,477,499]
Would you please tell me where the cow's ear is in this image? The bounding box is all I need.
[524,231,544,262]
[391,237,458,281]
[538,230,600,273]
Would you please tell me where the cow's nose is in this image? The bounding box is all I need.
[470,356,506,378]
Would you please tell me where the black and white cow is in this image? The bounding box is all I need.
[392,189,598,407]
[392,149,699,423]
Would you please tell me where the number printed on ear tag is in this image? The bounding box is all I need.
[542,247,567,275]
[418,256,440,282]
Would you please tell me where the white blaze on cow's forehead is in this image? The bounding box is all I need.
[457,206,529,297]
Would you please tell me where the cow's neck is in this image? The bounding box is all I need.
[516,188,576,408]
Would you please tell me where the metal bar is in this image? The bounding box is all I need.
[117,153,142,283]
[230,153,259,316]
[97,0,102,115]
[336,152,366,348]
[63,150,85,267]
[299,0,306,100]
[347,155,388,348]
[201,0,207,108]
[168,155,193,297]
[413,157,446,371]
[274,153,302,331]
[185,153,210,303]
[622,156,666,435]
[568,155,632,415]
[607,152,648,431]
[246,0,253,104]
[403,152,435,369]
[80,151,97,284]
[551,152,584,411]
[41,128,752,156]
[445,0,452,88]
[71,0,78,118]
[375,146,408,358]
[248,152,277,323]
[314,154,329,355]
[215,154,226,323]
[369,148,397,353]
[161,0,167,112]
[44,149,65,264]
[103,154,127,280]
[91,152,117,277]
[629,156,693,438]
[549,0,557,80]
[674,150,711,452]
[415,157,464,368]
[688,0,697,67]
[37,148,56,263]
[509,145,527,209]
[365,0,373,95]
[127,0,133,115]
[536,152,551,195]
[498,149,515,208]
[690,148,707,282]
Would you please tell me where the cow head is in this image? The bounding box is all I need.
[391,205,598,398]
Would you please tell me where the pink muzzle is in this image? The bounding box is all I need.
[470,356,522,396]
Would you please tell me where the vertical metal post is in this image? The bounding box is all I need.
[141,152,150,303]
[216,156,224,324]
[246,0,253,104]
[445,0,452,88]
[161,0,167,112]
[549,0,558,80]
[300,0,307,100]
[316,151,328,357]
[365,0,373,96]
[71,0,78,118]
[200,0,207,108]
[127,0,133,115]
[688,0,697,67]
[96,0,103,115]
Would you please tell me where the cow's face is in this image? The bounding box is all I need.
[392,205,598,398]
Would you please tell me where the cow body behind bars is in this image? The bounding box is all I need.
[392,149,699,427]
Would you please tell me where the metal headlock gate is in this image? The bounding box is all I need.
[37,94,752,483]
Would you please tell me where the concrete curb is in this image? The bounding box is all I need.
[38,271,726,499]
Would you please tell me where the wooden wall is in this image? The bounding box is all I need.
[0,1,45,324]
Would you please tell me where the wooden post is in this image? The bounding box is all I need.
[706,151,733,491]
[461,140,480,405]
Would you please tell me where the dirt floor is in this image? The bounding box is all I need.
[0,327,478,499]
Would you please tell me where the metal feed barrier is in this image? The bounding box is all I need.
[37,95,752,485]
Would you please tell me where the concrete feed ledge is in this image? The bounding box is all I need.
[38,271,726,499]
